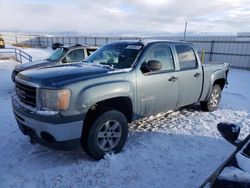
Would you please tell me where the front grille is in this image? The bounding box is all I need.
[15,81,36,107]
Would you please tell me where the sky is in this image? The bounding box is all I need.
[0,0,250,35]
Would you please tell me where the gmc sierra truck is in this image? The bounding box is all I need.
[11,44,97,82]
[12,40,230,159]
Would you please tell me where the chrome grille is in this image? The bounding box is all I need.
[15,81,36,107]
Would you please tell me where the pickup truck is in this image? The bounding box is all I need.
[12,40,230,159]
[11,44,97,82]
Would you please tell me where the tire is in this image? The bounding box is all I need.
[81,110,128,159]
[201,84,222,112]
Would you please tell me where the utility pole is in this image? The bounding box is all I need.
[184,21,188,41]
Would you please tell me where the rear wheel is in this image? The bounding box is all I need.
[201,84,222,112]
[81,110,128,159]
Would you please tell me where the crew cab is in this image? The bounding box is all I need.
[11,44,97,82]
[12,40,230,159]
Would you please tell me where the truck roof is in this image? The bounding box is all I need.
[109,39,193,46]
[142,39,192,45]
[61,44,98,50]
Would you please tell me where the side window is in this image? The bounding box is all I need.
[175,45,198,70]
[63,49,84,63]
[145,45,175,71]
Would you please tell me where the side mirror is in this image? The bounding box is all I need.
[62,58,67,64]
[217,122,241,146]
[141,60,162,73]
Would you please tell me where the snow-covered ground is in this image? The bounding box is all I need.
[0,47,249,188]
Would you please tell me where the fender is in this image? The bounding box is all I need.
[205,69,227,101]
[79,80,134,110]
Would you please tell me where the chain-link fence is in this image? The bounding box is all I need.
[1,33,250,69]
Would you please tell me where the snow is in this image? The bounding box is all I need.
[108,68,132,73]
[218,166,250,183]
[217,140,250,183]
[0,47,250,187]
[236,141,250,173]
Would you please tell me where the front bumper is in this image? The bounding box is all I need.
[12,95,83,149]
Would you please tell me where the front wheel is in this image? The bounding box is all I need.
[201,84,222,112]
[81,110,128,159]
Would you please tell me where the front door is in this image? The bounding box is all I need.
[136,43,179,117]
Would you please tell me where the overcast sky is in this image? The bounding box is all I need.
[0,0,249,35]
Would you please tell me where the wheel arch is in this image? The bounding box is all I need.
[84,96,134,127]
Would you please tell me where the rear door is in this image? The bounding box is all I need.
[136,43,179,116]
[174,45,203,107]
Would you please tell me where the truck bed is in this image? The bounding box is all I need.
[200,62,230,102]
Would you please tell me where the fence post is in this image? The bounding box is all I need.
[15,36,18,45]
[94,37,97,46]
[37,36,41,47]
[30,36,32,46]
[201,49,205,64]
[209,41,215,61]
[19,50,22,63]
[69,37,71,46]
[14,49,18,61]
[106,37,108,44]
[76,36,78,44]
[84,37,87,45]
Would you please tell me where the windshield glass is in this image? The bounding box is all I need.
[86,43,143,69]
[48,48,68,61]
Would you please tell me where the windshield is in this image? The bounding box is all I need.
[48,48,68,61]
[86,43,143,69]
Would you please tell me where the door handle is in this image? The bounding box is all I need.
[168,76,178,82]
[194,73,201,78]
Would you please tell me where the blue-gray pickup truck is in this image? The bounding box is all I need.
[12,40,230,159]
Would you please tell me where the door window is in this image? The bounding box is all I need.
[63,49,84,63]
[175,45,198,70]
[145,45,175,71]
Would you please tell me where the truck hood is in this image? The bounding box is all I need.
[15,59,55,72]
[17,63,112,86]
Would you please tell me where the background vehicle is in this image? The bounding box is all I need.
[201,123,250,188]
[11,44,97,81]
[0,35,5,48]
[12,40,230,159]
[52,42,64,50]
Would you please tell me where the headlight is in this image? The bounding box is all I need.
[40,89,71,111]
